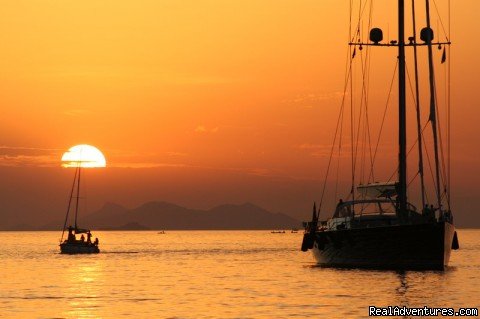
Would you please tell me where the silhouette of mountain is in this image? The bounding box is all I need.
[82,202,129,227]
[33,202,129,231]
[205,202,298,229]
[78,201,300,230]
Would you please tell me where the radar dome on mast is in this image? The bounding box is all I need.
[369,28,383,44]
[420,27,434,43]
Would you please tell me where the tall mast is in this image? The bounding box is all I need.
[425,0,442,209]
[60,166,79,243]
[74,163,82,229]
[398,0,408,218]
[411,0,426,208]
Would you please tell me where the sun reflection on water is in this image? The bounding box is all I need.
[62,261,104,319]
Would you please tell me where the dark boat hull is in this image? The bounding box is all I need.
[310,222,455,270]
[60,242,100,254]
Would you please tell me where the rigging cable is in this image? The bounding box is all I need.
[432,0,450,42]
[318,53,354,212]
[434,76,449,206]
[406,56,431,202]
[410,0,426,208]
[421,124,438,202]
[333,33,353,204]
[447,0,451,209]
[334,99,345,204]
[425,0,443,209]
[387,122,437,197]
[365,0,375,185]
[369,61,398,178]
[60,166,79,243]
[358,0,375,189]
[433,0,452,209]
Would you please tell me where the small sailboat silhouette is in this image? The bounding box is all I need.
[59,163,100,254]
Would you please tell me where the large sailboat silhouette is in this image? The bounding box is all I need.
[301,0,459,270]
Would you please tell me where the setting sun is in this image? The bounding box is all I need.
[61,144,106,168]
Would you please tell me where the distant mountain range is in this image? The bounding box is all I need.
[31,201,301,231]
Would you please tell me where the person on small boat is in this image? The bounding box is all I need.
[87,231,92,244]
[445,210,453,223]
[80,234,85,242]
[422,204,428,215]
[67,226,76,242]
[423,204,436,222]
[94,238,99,246]
[336,199,352,218]
[430,204,436,220]
[337,199,344,207]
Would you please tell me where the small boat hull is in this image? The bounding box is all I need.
[60,242,100,254]
[308,221,455,270]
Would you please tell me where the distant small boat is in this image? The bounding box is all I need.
[291,229,298,233]
[271,230,285,234]
[157,231,166,234]
[59,164,100,254]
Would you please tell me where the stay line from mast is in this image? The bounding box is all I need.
[411,0,426,209]
[75,165,82,230]
[425,0,443,210]
[60,165,79,243]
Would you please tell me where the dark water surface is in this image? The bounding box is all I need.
[1,230,479,318]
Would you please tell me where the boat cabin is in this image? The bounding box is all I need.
[60,226,99,254]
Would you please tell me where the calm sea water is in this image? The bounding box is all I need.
[0,230,479,318]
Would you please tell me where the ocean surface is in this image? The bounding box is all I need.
[1,230,479,318]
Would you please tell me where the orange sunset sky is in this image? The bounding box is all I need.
[0,0,479,228]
